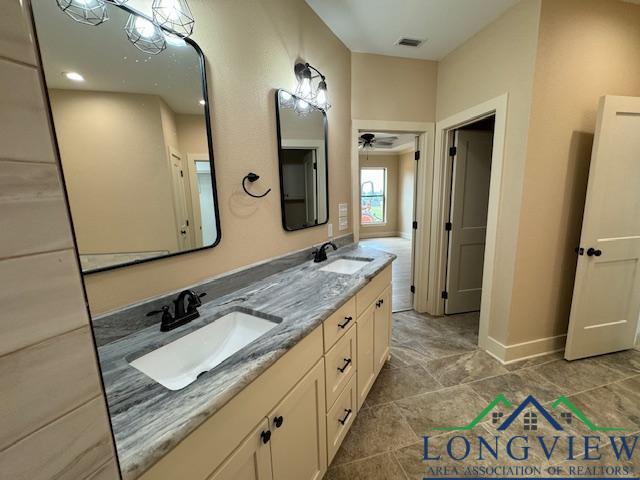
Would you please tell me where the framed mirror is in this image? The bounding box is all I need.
[275,89,329,231]
[30,0,220,273]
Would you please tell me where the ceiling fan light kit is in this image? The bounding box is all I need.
[56,0,195,55]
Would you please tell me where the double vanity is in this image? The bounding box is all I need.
[97,245,395,479]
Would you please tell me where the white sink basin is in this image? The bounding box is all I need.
[130,311,279,390]
[320,258,370,275]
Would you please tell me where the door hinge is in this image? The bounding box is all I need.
[186,220,189,226]
[180,170,184,177]
[412,221,418,230]
[410,285,415,294]
[414,150,421,161]
[441,291,448,299]
[575,247,584,256]
[445,221,452,231]
[313,162,317,170]
[449,146,457,157]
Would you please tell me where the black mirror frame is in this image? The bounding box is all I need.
[28,0,222,274]
[274,89,330,232]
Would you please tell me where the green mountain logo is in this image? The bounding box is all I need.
[435,394,625,432]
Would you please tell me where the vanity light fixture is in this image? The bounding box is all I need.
[56,0,109,26]
[125,14,167,55]
[294,62,331,110]
[64,71,85,82]
[103,0,129,4]
[152,0,195,38]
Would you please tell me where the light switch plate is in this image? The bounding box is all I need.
[339,218,348,231]
[338,203,348,217]
[328,223,333,238]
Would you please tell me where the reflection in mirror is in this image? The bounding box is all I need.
[31,0,220,273]
[275,90,329,231]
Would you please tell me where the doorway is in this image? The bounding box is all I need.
[358,131,419,312]
[444,116,495,315]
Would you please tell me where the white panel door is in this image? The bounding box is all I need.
[565,96,640,360]
[446,130,493,314]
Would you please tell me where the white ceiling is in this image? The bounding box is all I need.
[32,0,205,114]
[305,0,520,60]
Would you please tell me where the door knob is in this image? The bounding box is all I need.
[586,248,602,257]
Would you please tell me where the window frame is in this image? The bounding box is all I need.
[360,167,387,226]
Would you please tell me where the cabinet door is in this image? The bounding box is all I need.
[356,303,375,409]
[207,419,272,480]
[269,360,327,480]
[373,286,391,373]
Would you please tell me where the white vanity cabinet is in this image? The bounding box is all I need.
[139,265,392,480]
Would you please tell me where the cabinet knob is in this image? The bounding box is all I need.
[274,416,284,428]
[338,316,352,329]
[261,430,271,444]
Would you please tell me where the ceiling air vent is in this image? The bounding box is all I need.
[396,37,424,47]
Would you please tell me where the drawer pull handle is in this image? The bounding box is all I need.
[338,316,352,329]
[338,409,352,425]
[261,430,271,444]
[274,415,284,428]
[337,358,352,373]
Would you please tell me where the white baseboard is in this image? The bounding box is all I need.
[485,334,567,364]
[360,231,401,239]
[398,232,412,240]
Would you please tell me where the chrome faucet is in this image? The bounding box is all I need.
[147,289,206,331]
[312,241,337,263]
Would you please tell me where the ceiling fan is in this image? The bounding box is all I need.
[358,133,399,149]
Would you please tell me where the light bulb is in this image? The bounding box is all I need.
[299,77,312,98]
[316,80,328,108]
[135,17,156,39]
[64,71,85,82]
[159,0,181,21]
[199,99,206,106]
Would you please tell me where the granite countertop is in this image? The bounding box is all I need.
[97,244,395,479]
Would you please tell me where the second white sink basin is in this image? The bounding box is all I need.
[130,310,279,390]
[320,258,370,275]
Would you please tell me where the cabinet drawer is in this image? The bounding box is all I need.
[324,325,356,410]
[355,266,391,317]
[323,297,356,352]
[326,374,357,464]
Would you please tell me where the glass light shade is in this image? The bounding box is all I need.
[294,97,311,116]
[315,80,330,109]
[152,0,195,38]
[56,0,109,26]
[124,14,167,55]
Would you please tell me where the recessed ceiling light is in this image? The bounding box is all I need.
[64,71,85,82]
[199,99,206,106]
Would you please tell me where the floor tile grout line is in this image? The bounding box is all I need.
[390,448,412,480]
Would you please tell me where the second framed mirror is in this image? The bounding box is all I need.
[275,89,329,231]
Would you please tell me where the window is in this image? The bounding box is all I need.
[360,168,386,225]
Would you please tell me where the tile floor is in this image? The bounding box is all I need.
[361,237,413,312]
[324,310,640,479]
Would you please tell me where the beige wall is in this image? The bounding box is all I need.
[435,0,542,343]
[176,114,208,156]
[0,2,118,478]
[351,52,438,122]
[50,89,180,255]
[397,150,415,239]
[359,154,399,238]
[508,0,640,344]
[84,0,352,314]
